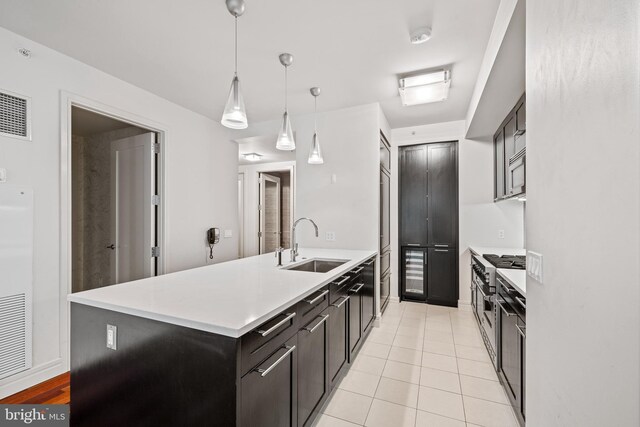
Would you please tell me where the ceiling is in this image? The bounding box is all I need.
[0,0,500,129]
[236,134,296,165]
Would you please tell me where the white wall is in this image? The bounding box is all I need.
[527,1,640,425]
[391,121,524,304]
[238,161,295,257]
[0,27,239,398]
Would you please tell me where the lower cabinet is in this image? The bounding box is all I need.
[426,248,458,306]
[240,335,298,427]
[328,288,349,388]
[297,309,330,427]
[348,280,363,358]
[361,259,376,331]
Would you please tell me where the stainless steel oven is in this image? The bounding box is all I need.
[471,256,497,366]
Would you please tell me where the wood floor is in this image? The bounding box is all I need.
[0,372,70,404]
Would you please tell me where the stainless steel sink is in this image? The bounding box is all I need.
[283,258,349,273]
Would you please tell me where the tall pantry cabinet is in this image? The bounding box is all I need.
[399,141,458,307]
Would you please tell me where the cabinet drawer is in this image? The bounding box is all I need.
[297,286,329,327]
[380,251,390,276]
[329,275,352,304]
[241,303,299,376]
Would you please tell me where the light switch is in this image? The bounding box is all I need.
[498,229,505,239]
[527,251,543,283]
[224,229,232,238]
[106,324,117,350]
[0,168,6,183]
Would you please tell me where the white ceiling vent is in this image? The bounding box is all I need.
[0,89,31,140]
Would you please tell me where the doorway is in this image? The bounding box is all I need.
[258,170,292,254]
[70,106,160,292]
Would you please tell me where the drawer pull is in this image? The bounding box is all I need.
[256,345,296,377]
[255,312,296,337]
[349,283,364,293]
[516,324,526,338]
[515,296,526,309]
[304,314,329,334]
[332,276,350,287]
[331,296,349,308]
[351,267,364,274]
[498,301,516,317]
[303,290,329,305]
[365,259,375,266]
[434,244,449,248]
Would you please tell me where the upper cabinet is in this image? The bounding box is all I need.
[494,93,526,201]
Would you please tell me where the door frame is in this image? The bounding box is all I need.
[258,172,281,254]
[59,91,168,370]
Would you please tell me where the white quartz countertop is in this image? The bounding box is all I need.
[68,248,377,338]
[496,269,527,296]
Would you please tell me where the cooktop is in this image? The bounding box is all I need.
[483,254,526,270]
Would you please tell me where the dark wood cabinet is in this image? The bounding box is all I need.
[380,170,391,251]
[328,289,349,388]
[494,93,526,201]
[399,141,458,307]
[361,259,375,333]
[241,335,298,427]
[348,281,362,357]
[297,310,329,427]
[427,143,457,247]
[426,248,457,306]
[380,271,390,311]
[400,145,428,246]
[380,133,391,314]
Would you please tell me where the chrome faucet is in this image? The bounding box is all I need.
[291,217,319,262]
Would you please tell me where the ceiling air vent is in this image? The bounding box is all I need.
[0,90,31,140]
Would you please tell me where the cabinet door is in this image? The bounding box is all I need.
[297,310,329,427]
[402,248,427,301]
[328,294,349,388]
[241,335,298,427]
[426,248,457,305]
[361,259,376,333]
[518,318,526,421]
[400,145,428,246]
[427,143,457,247]
[504,115,516,165]
[348,285,362,358]
[498,301,521,405]
[380,271,390,313]
[494,129,506,200]
[514,100,526,154]
[380,170,391,251]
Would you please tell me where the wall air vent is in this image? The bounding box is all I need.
[0,90,31,140]
[0,293,30,379]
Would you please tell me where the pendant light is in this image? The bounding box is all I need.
[308,87,324,164]
[276,53,296,151]
[221,0,248,129]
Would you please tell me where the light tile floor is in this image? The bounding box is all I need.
[317,300,519,427]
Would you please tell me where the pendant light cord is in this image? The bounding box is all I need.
[284,66,288,112]
[314,96,317,132]
[234,16,238,76]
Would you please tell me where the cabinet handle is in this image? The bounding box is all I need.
[332,276,350,287]
[331,296,349,308]
[434,244,448,248]
[498,301,516,317]
[406,243,420,247]
[255,345,296,377]
[303,290,329,305]
[516,324,526,338]
[255,312,296,337]
[351,267,364,274]
[365,259,375,266]
[434,249,448,253]
[349,283,364,293]
[514,296,526,309]
[304,314,329,334]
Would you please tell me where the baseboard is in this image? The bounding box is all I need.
[0,358,65,400]
[389,296,400,303]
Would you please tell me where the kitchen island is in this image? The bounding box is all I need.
[68,248,377,427]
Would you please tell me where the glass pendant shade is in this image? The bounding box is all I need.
[276,111,296,151]
[308,132,324,164]
[221,75,248,129]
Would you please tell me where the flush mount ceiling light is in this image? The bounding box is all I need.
[410,26,432,44]
[398,69,451,106]
[242,152,262,161]
[308,87,324,165]
[276,53,296,151]
[221,0,248,130]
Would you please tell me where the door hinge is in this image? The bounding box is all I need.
[152,195,160,205]
[152,143,160,154]
[258,204,262,210]
[151,246,160,257]
[258,231,262,238]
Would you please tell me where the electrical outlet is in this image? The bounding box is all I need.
[106,324,117,350]
[325,231,336,241]
[498,229,505,239]
[527,251,543,283]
